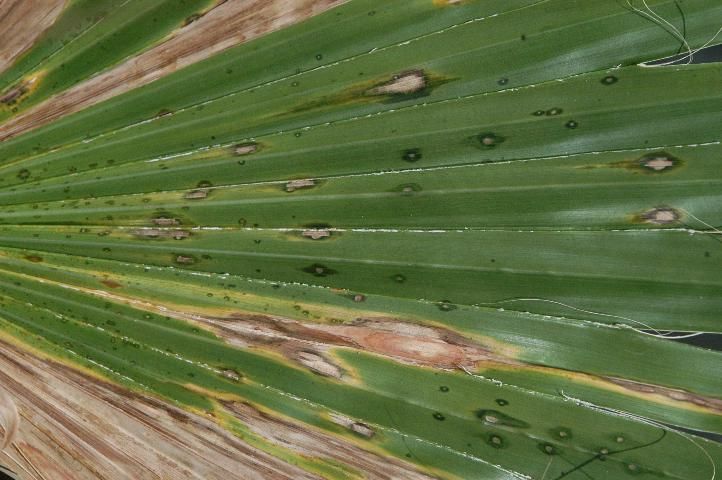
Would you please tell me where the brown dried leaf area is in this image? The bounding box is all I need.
[216,313,502,374]
[0,338,432,480]
[0,0,347,141]
[223,402,434,480]
[207,312,722,416]
[0,0,67,76]
[0,78,34,106]
[365,71,428,96]
[605,377,722,414]
[65,283,722,416]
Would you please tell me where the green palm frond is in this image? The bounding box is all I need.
[0,1,720,478]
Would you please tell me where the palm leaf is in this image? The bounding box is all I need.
[0,1,719,478]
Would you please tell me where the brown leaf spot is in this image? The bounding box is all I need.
[302,229,331,240]
[330,413,375,438]
[234,142,258,156]
[642,207,680,224]
[295,351,342,378]
[100,279,122,289]
[366,70,427,96]
[285,179,316,192]
[183,189,208,200]
[152,217,179,226]
[174,255,196,265]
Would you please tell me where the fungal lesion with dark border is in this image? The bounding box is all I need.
[285,178,317,193]
[300,223,333,240]
[603,151,682,174]
[477,132,505,148]
[462,132,507,153]
[302,263,337,277]
[152,216,180,226]
[635,206,681,225]
[486,434,506,449]
[283,69,455,115]
[476,409,530,428]
[184,180,214,200]
[531,107,564,117]
[365,70,427,97]
[184,189,209,200]
[233,142,260,156]
[174,254,197,265]
[401,148,422,162]
[365,69,455,103]
[302,229,331,240]
[436,300,457,312]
